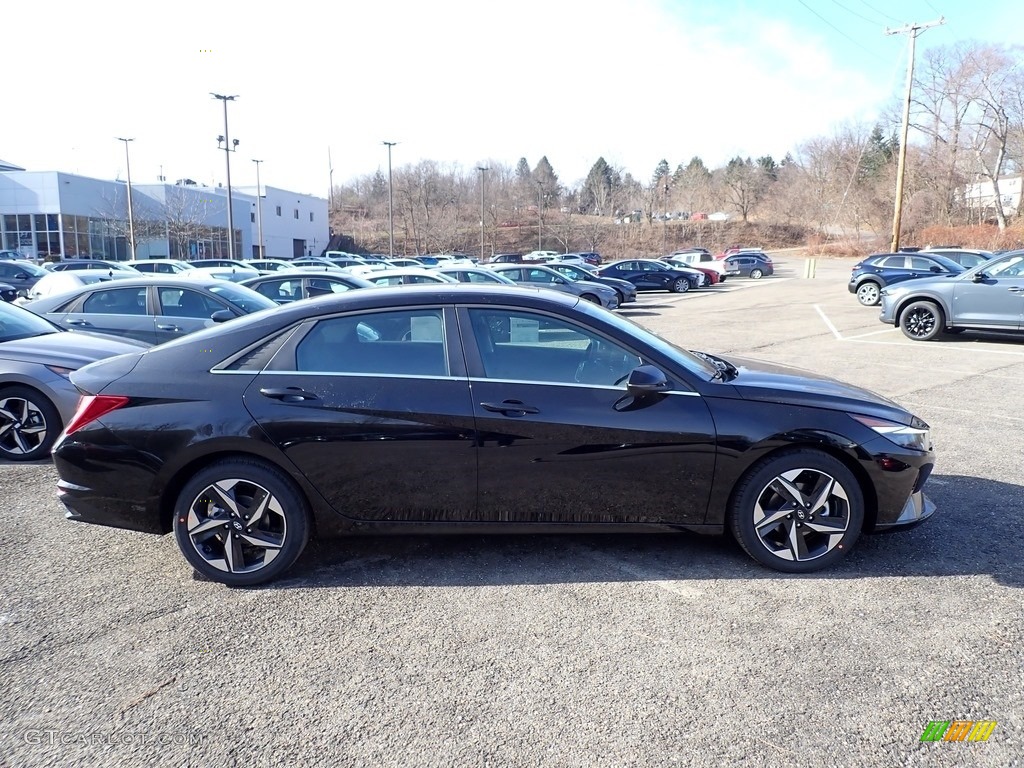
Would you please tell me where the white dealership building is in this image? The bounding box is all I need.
[0,163,328,262]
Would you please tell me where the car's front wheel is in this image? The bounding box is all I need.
[749,268,764,280]
[173,459,311,586]
[729,449,863,573]
[0,386,62,462]
[671,277,690,293]
[899,301,944,341]
[856,281,881,306]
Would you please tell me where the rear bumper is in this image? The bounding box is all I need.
[57,478,165,535]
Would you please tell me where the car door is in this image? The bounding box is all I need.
[951,253,1024,329]
[154,286,232,343]
[459,305,716,524]
[56,285,156,343]
[241,305,479,522]
[637,261,676,290]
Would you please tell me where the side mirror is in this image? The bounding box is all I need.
[626,365,671,396]
[929,266,942,273]
[210,309,234,323]
[973,272,987,283]
[15,273,28,280]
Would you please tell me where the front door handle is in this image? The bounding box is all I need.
[480,400,540,416]
[156,324,183,331]
[1007,287,1021,293]
[66,319,92,326]
[259,387,319,403]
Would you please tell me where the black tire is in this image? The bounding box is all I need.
[749,268,764,280]
[0,385,62,462]
[718,276,727,283]
[173,459,311,586]
[671,277,690,293]
[728,449,863,573]
[580,293,601,304]
[899,300,944,341]
[614,289,626,306]
[856,281,881,307]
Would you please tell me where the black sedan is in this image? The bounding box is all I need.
[241,270,375,303]
[848,252,964,306]
[22,276,277,345]
[597,259,703,293]
[52,285,936,586]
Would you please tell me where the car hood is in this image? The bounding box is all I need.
[719,354,913,423]
[0,331,148,369]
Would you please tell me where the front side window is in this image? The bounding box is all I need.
[294,309,447,376]
[307,278,353,294]
[987,254,1024,278]
[254,279,299,302]
[524,269,559,284]
[467,308,642,386]
[159,288,225,318]
[81,287,147,315]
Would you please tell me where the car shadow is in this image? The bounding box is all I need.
[931,329,1024,347]
[270,473,1023,589]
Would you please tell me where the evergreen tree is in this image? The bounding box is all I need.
[652,159,671,185]
[514,157,532,183]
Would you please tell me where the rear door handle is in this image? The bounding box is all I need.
[66,319,92,326]
[1007,287,1022,293]
[156,324,183,331]
[480,400,540,416]
[259,387,319,402]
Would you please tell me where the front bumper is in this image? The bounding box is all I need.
[873,490,936,532]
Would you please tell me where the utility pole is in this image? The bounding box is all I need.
[115,138,136,260]
[886,17,944,253]
[383,141,397,257]
[252,159,264,259]
[476,166,488,262]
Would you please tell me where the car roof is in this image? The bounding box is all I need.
[241,270,375,286]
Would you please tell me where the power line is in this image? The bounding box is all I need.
[796,0,888,62]
[923,0,942,16]
[855,0,903,23]
[830,0,884,26]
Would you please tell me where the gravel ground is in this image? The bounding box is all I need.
[1,256,1021,767]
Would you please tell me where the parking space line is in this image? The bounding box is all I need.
[814,305,843,339]
[844,327,899,339]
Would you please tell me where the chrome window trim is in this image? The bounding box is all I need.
[467,376,701,395]
[211,369,466,382]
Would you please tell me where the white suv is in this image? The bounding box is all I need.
[667,250,739,281]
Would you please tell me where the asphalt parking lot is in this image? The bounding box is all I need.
[1,254,1021,767]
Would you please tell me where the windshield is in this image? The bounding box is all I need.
[0,301,62,341]
[578,302,719,380]
[983,252,1024,277]
[12,262,47,277]
[207,283,279,314]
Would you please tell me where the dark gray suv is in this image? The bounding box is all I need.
[878,250,1024,340]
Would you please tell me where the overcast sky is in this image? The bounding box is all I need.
[6,0,1021,197]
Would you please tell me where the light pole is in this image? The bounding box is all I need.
[383,141,397,257]
[212,93,239,259]
[115,137,136,260]
[252,159,264,259]
[476,166,488,262]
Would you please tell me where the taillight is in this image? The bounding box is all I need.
[63,395,130,436]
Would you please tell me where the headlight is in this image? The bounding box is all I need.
[45,365,75,378]
[851,414,931,451]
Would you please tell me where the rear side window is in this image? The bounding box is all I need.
[81,287,148,315]
[294,309,448,376]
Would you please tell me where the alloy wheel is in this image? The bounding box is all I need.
[0,396,49,457]
[184,478,287,575]
[751,468,851,563]
[856,283,880,306]
[903,307,937,338]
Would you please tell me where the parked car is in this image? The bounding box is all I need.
[0,250,28,262]
[544,263,638,304]
[597,259,703,293]
[523,250,561,262]
[724,253,774,280]
[47,259,139,274]
[240,270,375,303]
[0,300,149,461]
[290,257,347,272]
[576,252,602,266]
[848,253,964,307]
[488,253,527,264]
[919,248,994,270]
[245,259,296,275]
[364,268,458,286]
[437,267,519,286]
[879,249,1024,341]
[23,276,277,345]
[0,260,48,297]
[489,264,619,309]
[660,258,721,286]
[385,258,426,268]
[664,250,739,281]
[51,284,936,585]
[188,259,261,282]
[24,270,141,302]
[126,259,196,275]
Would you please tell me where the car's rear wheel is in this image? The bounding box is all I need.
[749,268,764,280]
[671,277,689,293]
[856,281,881,306]
[899,301,944,341]
[729,450,863,573]
[0,386,62,462]
[173,459,311,586]
[580,293,601,304]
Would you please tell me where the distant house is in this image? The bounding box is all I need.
[963,175,1022,217]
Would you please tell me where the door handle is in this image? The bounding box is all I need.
[1007,287,1022,293]
[156,324,183,331]
[259,387,319,402]
[480,400,540,416]
[66,319,91,326]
